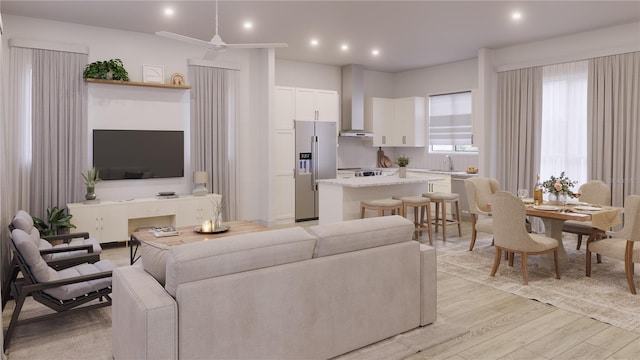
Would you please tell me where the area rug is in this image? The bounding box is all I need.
[437,237,640,333]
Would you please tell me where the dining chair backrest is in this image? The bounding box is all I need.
[619,195,640,240]
[578,180,610,206]
[630,196,640,243]
[465,177,500,214]
[491,191,551,253]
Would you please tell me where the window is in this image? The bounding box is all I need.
[428,91,477,153]
[539,61,588,186]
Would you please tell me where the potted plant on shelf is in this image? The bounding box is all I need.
[33,206,77,236]
[81,167,101,201]
[82,58,130,81]
[395,155,410,178]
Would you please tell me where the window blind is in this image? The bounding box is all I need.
[429,91,472,146]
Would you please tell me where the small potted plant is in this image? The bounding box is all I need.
[33,206,77,236]
[395,156,410,178]
[81,167,101,201]
[82,58,130,81]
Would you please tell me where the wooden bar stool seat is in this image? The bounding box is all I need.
[393,195,433,245]
[422,192,462,242]
[360,199,403,218]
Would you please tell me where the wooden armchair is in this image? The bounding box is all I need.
[2,210,102,309]
[3,228,114,350]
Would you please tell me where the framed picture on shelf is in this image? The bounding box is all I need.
[142,64,165,83]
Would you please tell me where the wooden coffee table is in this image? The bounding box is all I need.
[129,221,267,264]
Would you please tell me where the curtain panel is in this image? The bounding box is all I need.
[588,52,640,207]
[189,65,238,221]
[30,49,88,215]
[496,67,543,194]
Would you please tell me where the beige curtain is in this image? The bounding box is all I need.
[189,65,238,221]
[30,48,88,215]
[588,52,640,207]
[496,67,543,194]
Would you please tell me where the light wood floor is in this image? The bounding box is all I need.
[405,221,640,360]
[99,219,640,360]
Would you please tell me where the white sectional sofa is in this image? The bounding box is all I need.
[112,215,437,359]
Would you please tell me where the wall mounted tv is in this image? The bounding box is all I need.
[93,130,184,180]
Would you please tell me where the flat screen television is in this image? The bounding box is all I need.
[93,129,184,180]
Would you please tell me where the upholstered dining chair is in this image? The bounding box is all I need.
[562,180,611,249]
[490,191,561,285]
[464,177,500,251]
[586,195,640,294]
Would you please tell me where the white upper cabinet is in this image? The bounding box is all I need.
[365,96,425,147]
[365,97,394,146]
[294,88,339,122]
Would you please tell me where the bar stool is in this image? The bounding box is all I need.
[360,199,403,219]
[422,192,462,242]
[393,195,433,245]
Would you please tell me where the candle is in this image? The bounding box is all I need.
[201,220,212,233]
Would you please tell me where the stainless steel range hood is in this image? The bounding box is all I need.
[340,64,374,137]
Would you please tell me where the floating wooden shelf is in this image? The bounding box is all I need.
[84,78,191,89]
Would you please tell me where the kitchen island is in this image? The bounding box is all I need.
[316,175,444,224]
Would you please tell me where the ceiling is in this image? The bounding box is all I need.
[2,1,639,72]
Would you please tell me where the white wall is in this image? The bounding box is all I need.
[2,15,270,222]
[275,59,341,91]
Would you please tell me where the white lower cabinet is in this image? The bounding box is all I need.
[176,197,216,227]
[68,194,221,243]
[68,203,127,244]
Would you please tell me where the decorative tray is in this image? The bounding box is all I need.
[194,225,230,234]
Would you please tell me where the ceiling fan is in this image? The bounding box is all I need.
[156,0,287,51]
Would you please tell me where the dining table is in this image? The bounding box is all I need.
[524,201,622,270]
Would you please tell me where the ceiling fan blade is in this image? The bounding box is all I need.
[155,31,213,47]
[226,43,289,49]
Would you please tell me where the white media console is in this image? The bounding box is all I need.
[67,194,221,243]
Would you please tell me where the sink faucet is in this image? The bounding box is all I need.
[444,155,454,171]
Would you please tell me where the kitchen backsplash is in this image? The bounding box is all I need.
[338,137,478,171]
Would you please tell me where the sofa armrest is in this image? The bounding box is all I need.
[420,244,437,326]
[113,265,178,360]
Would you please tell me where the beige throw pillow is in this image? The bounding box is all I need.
[141,241,170,286]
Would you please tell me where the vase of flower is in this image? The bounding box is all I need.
[548,192,568,206]
[542,171,576,205]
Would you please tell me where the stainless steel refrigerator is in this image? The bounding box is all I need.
[295,121,337,221]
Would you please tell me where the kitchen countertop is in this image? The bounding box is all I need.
[407,168,478,178]
[317,175,445,188]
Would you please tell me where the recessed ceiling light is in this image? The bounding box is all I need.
[372,49,380,56]
[164,8,174,16]
[511,11,522,21]
[243,21,253,30]
[341,44,349,51]
[310,38,319,46]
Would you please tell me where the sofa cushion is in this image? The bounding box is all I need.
[164,227,317,297]
[308,215,415,258]
[141,241,170,285]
